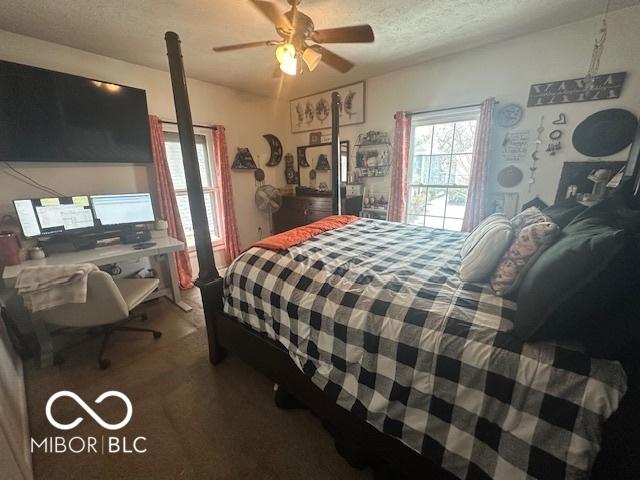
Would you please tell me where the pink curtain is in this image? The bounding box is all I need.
[462,98,495,232]
[213,126,241,264]
[148,115,193,289]
[388,112,411,222]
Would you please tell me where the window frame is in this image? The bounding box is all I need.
[162,124,224,252]
[406,107,480,230]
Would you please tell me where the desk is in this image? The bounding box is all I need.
[3,236,192,313]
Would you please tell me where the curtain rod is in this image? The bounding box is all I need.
[161,120,217,130]
[407,100,499,117]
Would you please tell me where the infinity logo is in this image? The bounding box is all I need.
[45,391,133,431]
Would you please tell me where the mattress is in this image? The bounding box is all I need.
[224,218,626,479]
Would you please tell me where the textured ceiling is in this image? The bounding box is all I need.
[0,0,638,99]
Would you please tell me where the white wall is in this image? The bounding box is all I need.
[0,30,293,268]
[0,321,32,480]
[290,5,640,211]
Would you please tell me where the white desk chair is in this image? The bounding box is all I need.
[37,271,162,369]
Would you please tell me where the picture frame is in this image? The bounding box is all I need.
[290,81,365,133]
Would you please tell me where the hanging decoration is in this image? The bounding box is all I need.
[254,156,265,187]
[546,129,563,156]
[528,116,545,192]
[316,154,331,171]
[284,153,299,185]
[297,146,310,167]
[263,134,283,166]
[584,0,611,90]
[552,113,567,125]
[232,147,257,169]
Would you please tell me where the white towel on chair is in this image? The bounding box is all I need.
[15,263,99,312]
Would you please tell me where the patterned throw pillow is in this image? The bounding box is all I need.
[510,207,550,233]
[491,221,559,296]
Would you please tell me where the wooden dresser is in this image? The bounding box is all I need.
[272,194,362,234]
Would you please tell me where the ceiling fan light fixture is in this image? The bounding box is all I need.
[276,43,298,76]
[302,47,322,72]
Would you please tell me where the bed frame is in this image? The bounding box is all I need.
[164,32,640,478]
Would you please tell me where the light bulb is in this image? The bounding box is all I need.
[279,57,298,76]
[276,43,298,76]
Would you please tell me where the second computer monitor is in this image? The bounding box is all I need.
[91,193,155,227]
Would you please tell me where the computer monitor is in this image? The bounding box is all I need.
[90,193,155,227]
[13,196,95,238]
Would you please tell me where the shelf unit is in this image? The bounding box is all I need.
[353,131,392,179]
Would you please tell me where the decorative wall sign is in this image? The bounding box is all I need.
[284,153,298,185]
[495,103,524,128]
[527,72,626,107]
[290,81,365,133]
[263,134,283,166]
[497,165,524,188]
[232,147,257,169]
[309,131,322,145]
[572,108,638,157]
[501,130,530,162]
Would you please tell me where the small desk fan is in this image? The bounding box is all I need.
[255,185,283,234]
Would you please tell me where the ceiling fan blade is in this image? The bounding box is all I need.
[249,0,292,30]
[213,40,279,52]
[311,25,374,44]
[309,45,354,73]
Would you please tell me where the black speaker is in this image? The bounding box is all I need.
[120,229,151,244]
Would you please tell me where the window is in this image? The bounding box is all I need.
[163,127,222,249]
[406,109,479,231]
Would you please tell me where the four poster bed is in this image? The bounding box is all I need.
[165,32,640,480]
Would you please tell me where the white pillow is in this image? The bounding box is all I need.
[459,216,514,282]
[460,213,506,258]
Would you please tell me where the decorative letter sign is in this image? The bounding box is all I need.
[527,72,626,107]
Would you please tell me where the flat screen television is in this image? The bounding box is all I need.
[0,60,152,163]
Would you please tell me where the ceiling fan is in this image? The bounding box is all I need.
[212,0,375,76]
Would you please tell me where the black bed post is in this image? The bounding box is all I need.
[165,31,226,364]
[331,91,342,215]
[628,120,640,208]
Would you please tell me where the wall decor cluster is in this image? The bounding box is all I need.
[501,130,530,162]
[232,147,257,170]
[572,108,638,157]
[526,72,626,107]
[290,81,365,133]
[262,134,283,166]
[495,103,524,128]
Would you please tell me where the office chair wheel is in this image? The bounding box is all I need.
[53,353,65,366]
[99,359,111,370]
[153,331,162,339]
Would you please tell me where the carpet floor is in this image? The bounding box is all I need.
[25,290,368,479]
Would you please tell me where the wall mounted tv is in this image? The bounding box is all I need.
[0,60,152,163]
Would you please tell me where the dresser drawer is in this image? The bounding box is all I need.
[306,196,333,211]
[306,209,331,223]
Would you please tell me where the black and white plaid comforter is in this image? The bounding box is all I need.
[224,218,627,479]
